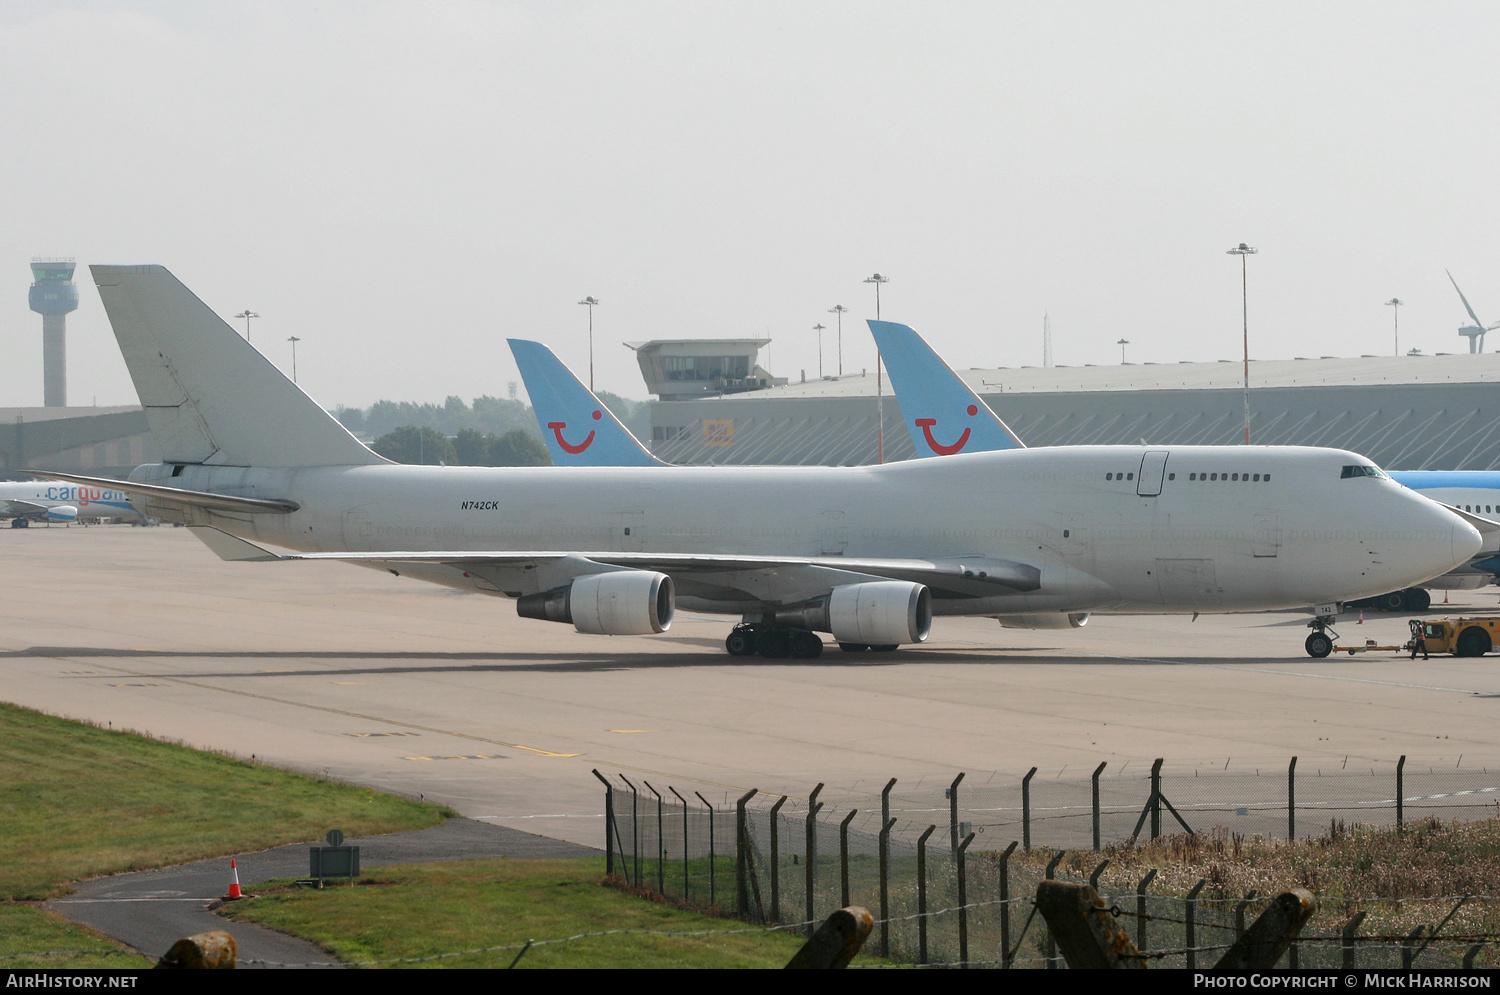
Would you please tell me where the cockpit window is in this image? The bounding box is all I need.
[1341,465,1387,479]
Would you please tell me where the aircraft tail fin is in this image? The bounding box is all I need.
[508,338,664,467]
[90,265,386,468]
[868,320,1026,456]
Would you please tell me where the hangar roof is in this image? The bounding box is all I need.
[759,353,1500,399]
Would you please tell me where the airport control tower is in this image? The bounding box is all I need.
[28,258,79,407]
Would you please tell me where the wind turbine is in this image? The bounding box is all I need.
[1447,270,1500,353]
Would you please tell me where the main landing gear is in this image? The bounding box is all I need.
[725,623,824,659]
[723,624,903,658]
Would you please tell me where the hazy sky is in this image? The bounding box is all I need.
[4,1,1499,410]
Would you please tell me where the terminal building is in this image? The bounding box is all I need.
[638,343,1500,472]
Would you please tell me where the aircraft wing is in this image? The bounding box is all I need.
[188,527,1040,599]
[28,470,299,515]
[1,500,48,515]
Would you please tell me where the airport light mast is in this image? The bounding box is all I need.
[578,296,599,391]
[828,304,849,376]
[1226,243,1257,445]
[813,323,826,379]
[287,335,301,383]
[28,258,79,407]
[1117,338,1130,364]
[234,310,259,344]
[1386,298,1404,357]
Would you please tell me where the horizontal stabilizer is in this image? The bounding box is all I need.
[189,526,284,562]
[29,470,298,515]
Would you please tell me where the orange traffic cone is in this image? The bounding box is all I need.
[225,857,243,899]
[1357,611,1364,624]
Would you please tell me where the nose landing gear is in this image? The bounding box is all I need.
[1305,617,1337,658]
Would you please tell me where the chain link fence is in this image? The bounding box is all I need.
[595,757,1500,968]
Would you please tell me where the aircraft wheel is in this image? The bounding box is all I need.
[757,628,792,658]
[1378,591,1405,612]
[790,630,823,659]
[725,629,757,656]
[1403,588,1431,612]
[870,645,899,653]
[838,643,869,653]
[11,518,28,528]
[1456,627,1492,658]
[1305,632,1333,658]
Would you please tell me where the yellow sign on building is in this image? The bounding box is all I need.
[702,419,735,447]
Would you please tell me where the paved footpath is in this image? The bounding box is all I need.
[45,819,600,969]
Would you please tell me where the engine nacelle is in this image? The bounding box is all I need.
[817,581,931,646]
[516,570,674,635]
[994,612,1090,630]
[46,505,78,523]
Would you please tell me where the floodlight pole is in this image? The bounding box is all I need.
[578,296,599,391]
[813,323,826,379]
[1226,244,1257,445]
[287,335,301,383]
[829,305,849,376]
[234,310,259,344]
[1117,338,1129,364]
[1386,298,1404,357]
[864,274,889,463]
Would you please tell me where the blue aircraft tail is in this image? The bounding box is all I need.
[868,320,1025,456]
[508,339,663,467]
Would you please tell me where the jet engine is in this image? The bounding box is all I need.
[516,570,674,635]
[994,613,1090,629]
[46,505,78,523]
[783,581,931,645]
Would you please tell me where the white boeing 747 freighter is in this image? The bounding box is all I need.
[38,265,1481,659]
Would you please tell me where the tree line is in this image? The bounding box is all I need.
[331,392,651,466]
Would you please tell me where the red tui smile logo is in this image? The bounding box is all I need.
[913,404,978,455]
[547,410,603,454]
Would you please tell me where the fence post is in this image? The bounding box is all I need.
[917,824,936,965]
[645,780,665,895]
[1397,755,1406,833]
[957,831,976,969]
[1185,879,1206,970]
[1288,756,1298,840]
[591,769,615,877]
[1234,889,1258,938]
[949,771,965,853]
[999,840,1018,968]
[879,778,896,955]
[669,786,690,901]
[1022,767,1038,851]
[735,788,759,918]
[806,783,823,935]
[1341,911,1367,969]
[1045,850,1066,969]
[1402,926,1425,969]
[1092,762,1107,851]
[769,795,787,923]
[694,791,716,909]
[1135,867,1157,954]
[1215,890,1318,970]
[1089,859,1109,888]
[878,816,896,957]
[620,774,641,886]
[840,809,857,907]
[1151,759,1163,839]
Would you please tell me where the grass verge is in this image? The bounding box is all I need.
[221,858,818,968]
[0,701,453,968]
